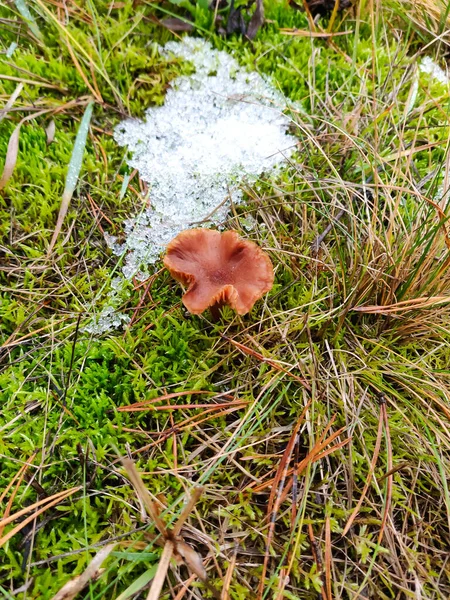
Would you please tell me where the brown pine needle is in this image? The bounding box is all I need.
[222,335,310,389]
[0,487,81,548]
[257,401,311,599]
[250,425,349,494]
[0,451,37,538]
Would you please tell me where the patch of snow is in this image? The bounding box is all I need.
[113,36,297,279]
[83,306,131,335]
[89,37,297,334]
[420,56,450,86]
[82,277,131,335]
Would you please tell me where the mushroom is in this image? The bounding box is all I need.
[164,229,274,319]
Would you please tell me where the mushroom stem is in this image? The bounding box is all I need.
[209,302,224,322]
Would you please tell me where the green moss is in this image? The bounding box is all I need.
[1,0,450,598]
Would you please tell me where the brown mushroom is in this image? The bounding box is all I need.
[164,229,274,318]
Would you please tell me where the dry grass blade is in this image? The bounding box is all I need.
[221,547,237,600]
[327,0,341,32]
[377,402,393,545]
[122,404,247,458]
[119,401,247,412]
[353,296,450,313]
[116,390,217,411]
[50,543,116,600]
[257,401,311,599]
[14,0,43,41]
[279,28,352,37]
[64,35,103,103]
[0,82,23,123]
[47,101,94,254]
[146,539,174,600]
[324,515,332,600]
[0,487,81,548]
[308,524,327,600]
[341,407,384,537]
[274,570,289,600]
[120,457,167,536]
[0,74,64,89]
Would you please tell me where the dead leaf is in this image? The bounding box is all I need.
[51,543,115,600]
[161,17,194,32]
[175,540,207,581]
[247,0,264,40]
[226,0,246,36]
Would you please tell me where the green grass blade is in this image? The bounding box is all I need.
[14,0,43,41]
[47,101,94,254]
[115,566,158,600]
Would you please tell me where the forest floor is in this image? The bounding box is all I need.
[1,1,450,598]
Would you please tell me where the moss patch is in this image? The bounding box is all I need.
[1,1,450,598]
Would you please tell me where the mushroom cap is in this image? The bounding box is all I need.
[164,229,274,315]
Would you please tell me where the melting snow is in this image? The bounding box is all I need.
[419,56,450,86]
[112,36,297,279]
[87,37,298,333]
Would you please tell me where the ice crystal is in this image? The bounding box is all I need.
[82,277,131,335]
[420,56,450,86]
